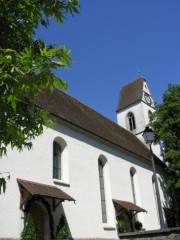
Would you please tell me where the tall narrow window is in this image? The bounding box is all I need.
[128,112,136,131]
[152,175,160,224]
[98,159,107,223]
[130,168,136,204]
[53,141,61,179]
[130,167,144,225]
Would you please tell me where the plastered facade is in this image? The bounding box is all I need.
[0,121,170,239]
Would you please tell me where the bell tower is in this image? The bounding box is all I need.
[116,77,163,159]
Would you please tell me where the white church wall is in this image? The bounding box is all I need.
[56,125,117,239]
[0,129,53,238]
[137,166,161,230]
[58,123,166,234]
[0,121,167,239]
[106,147,162,230]
[0,124,117,239]
[0,173,23,238]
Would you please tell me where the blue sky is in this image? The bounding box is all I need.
[37,0,180,122]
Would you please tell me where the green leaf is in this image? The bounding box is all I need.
[0,178,6,194]
[0,0,80,166]
[150,84,180,189]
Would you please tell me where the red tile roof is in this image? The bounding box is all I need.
[113,199,146,212]
[116,77,144,112]
[17,179,74,201]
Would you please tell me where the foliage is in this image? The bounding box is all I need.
[0,172,10,194]
[56,215,70,240]
[150,84,180,189]
[134,220,143,231]
[117,219,127,233]
[0,0,80,156]
[0,0,80,192]
[20,213,36,240]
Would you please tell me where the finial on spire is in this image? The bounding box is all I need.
[138,68,143,77]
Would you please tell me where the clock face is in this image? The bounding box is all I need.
[144,93,152,105]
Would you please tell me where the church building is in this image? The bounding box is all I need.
[0,77,173,240]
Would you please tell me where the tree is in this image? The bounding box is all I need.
[0,0,80,192]
[150,84,180,189]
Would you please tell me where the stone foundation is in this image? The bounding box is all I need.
[119,227,180,240]
[1,228,180,240]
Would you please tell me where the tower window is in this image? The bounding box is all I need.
[128,112,136,131]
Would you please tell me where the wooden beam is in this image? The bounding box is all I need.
[19,189,32,210]
[53,199,63,211]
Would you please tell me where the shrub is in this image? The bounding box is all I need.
[56,215,69,240]
[134,220,143,231]
[117,219,127,233]
[20,213,36,240]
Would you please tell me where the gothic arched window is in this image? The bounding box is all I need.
[98,159,107,223]
[128,112,136,131]
[130,167,136,204]
[53,141,62,179]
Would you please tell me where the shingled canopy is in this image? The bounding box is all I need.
[17,178,75,210]
[113,199,147,219]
